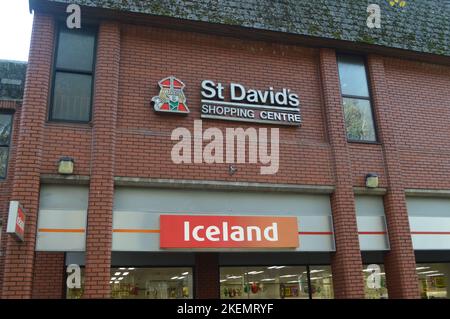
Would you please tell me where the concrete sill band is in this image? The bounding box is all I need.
[41,174,450,198]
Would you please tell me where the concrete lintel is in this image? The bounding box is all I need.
[40,174,90,185]
[405,189,450,198]
[353,187,387,196]
[114,177,335,194]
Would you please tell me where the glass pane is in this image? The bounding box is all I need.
[343,98,376,142]
[363,264,388,299]
[66,268,85,299]
[0,114,12,145]
[0,147,9,178]
[56,29,95,72]
[110,267,193,299]
[338,55,370,97]
[417,263,449,299]
[220,266,309,299]
[52,72,92,122]
[310,266,334,299]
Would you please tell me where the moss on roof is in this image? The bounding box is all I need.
[41,0,450,57]
[0,60,27,100]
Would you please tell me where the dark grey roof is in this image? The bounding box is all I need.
[0,60,27,100]
[39,0,450,57]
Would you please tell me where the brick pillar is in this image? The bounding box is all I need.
[367,55,419,299]
[319,48,365,298]
[195,253,219,299]
[83,22,120,299]
[32,252,65,298]
[0,102,21,298]
[1,14,54,298]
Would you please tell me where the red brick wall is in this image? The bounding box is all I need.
[83,21,121,299]
[349,144,387,188]
[41,124,92,176]
[2,11,450,299]
[195,253,219,299]
[384,58,450,190]
[32,252,65,299]
[0,101,21,298]
[319,48,365,299]
[368,55,419,299]
[1,13,55,299]
[39,24,450,192]
[43,24,448,191]
[114,24,333,185]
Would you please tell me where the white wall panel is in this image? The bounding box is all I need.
[355,196,389,251]
[36,185,88,252]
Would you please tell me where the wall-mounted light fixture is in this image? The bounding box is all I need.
[365,173,379,189]
[58,157,74,175]
[229,165,238,176]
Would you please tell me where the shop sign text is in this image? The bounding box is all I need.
[160,215,299,248]
[6,201,26,242]
[201,80,301,126]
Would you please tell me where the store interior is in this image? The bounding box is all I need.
[220,266,333,299]
[65,252,450,299]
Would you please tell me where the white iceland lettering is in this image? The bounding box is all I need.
[183,221,279,242]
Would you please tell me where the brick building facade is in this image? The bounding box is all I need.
[1,0,450,299]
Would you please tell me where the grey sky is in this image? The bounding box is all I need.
[0,0,33,62]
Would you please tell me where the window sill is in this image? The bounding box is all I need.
[45,121,93,129]
[347,140,382,145]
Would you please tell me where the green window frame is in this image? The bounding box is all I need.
[0,112,13,179]
[49,24,97,123]
[337,54,378,143]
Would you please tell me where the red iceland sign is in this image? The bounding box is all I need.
[160,215,299,249]
[7,201,26,242]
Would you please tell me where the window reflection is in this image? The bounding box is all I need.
[337,55,370,97]
[66,267,193,299]
[309,266,334,299]
[110,267,193,299]
[52,72,92,122]
[66,267,84,299]
[363,264,388,299]
[0,113,12,179]
[337,54,377,142]
[417,263,450,299]
[50,25,96,122]
[343,98,376,142]
[220,266,333,299]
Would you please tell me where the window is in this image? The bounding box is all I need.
[363,264,388,299]
[417,263,450,299]
[0,113,13,179]
[220,265,333,299]
[337,55,377,142]
[66,267,84,299]
[67,267,194,299]
[309,265,334,299]
[110,267,193,299]
[50,26,96,122]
